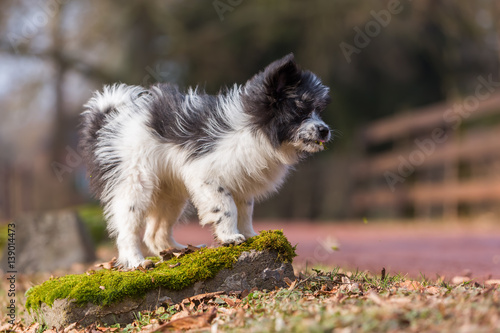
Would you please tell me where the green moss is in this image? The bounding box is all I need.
[25,230,296,312]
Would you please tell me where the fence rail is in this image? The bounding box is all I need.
[351,93,500,219]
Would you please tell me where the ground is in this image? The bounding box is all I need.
[174,220,500,282]
[1,220,499,332]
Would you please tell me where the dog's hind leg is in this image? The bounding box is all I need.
[144,188,188,254]
[104,171,155,268]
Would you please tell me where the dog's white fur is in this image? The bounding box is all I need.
[80,54,331,267]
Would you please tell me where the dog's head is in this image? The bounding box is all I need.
[243,53,331,154]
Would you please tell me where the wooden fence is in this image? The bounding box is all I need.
[351,93,500,219]
[0,155,84,222]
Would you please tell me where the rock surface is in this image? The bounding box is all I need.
[1,210,95,273]
[29,250,295,328]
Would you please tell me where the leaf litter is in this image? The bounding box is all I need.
[3,266,500,332]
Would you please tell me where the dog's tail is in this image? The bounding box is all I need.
[80,83,150,140]
[79,84,150,197]
[83,83,149,117]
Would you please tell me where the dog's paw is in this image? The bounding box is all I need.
[117,254,145,270]
[219,233,246,246]
[242,230,259,239]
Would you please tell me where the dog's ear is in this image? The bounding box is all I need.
[263,53,301,107]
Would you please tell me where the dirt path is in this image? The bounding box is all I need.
[172,220,500,282]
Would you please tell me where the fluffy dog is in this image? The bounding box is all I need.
[79,53,331,268]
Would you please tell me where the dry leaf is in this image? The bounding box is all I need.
[240,289,250,299]
[367,291,384,306]
[62,322,78,332]
[141,260,154,269]
[400,280,422,291]
[169,262,181,268]
[160,248,176,261]
[187,244,201,252]
[425,286,441,295]
[485,279,500,286]
[170,310,190,321]
[0,324,13,332]
[284,277,293,286]
[451,276,471,285]
[95,257,116,270]
[182,291,224,305]
[220,297,236,307]
[157,307,217,331]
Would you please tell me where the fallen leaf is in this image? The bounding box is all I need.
[485,279,500,286]
[400,280,422,291]
[284,277,293,286]
[220,296,236,307]
[157,307,217,331]
[187,244,201,252]
[170,310,190,321]
[159,248,176,261]
[159,296,174,306]
[367,291,384,306]
[141,260,154,269]
[425,286,441,295]
[189,301,196,311]
[62,322,78,332]
[169,262,181,268]
[99,286,105,290]
[0,324,13,332]
[240,289,250,299]
[182,291,224,305]
[95,257,116,270]
[451,276,471,285]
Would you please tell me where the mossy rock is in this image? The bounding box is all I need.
[25,230,296,328]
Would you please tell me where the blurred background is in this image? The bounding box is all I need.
[1,0,500,224]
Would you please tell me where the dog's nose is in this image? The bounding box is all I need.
[317,125,330,140]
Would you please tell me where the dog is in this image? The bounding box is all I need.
[79,53,331,268]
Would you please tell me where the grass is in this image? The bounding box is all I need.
[3,266,500,332]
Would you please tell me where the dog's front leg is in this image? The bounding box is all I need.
[188,182,245,245]
[236,198,258,239]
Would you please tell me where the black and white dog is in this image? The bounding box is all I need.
[79,53,331,268]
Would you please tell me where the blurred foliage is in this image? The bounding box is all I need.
[76,204,109,245]
[1,0,499,219]
[2,0,498,147]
